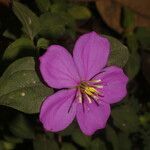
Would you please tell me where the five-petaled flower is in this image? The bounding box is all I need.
[39,31,128,136]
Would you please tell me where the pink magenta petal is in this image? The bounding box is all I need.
[76,100,110,136]
[94,66,128,104]
[40,89,77,132]
[73,31,110,80]
[40,45,80,89]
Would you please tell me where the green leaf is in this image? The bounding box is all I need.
[105,35,129,68]
[0,141,15,150]
[35,0,51,13]
[3,38,35,60]
[37,38,50,49]
[112,104,140,133]
[125,33,140,80]
[136,27,150,51]
[4,136,23,144]
[0,57,53,113]
[39,13,65,38]
[126,34,138,53]
[50,3,66,14]
[9,114,35,139]
[106,126,119,150]
[12,1,40,40]
[72,129,91,148]
[90,138,106,150]
[61,143,77,150]
[118,133,131,150]
[122,7,135,30]
[139,113,150,128]
[33,135,59,150]
[3,30,17,40]
[125,52,140,79]
[68,5,91,20]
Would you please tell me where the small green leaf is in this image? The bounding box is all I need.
[106,126,119,150]
[72,129,91,148]
[3,38,35,60]
[112,104,140,133]
[126,34,138,53]
[3,30,17,40]
[50,3,66,14]
[125,52,140,79]
[1,141,15,150]
[9,114,35,139]
[136,27,150,51]
[61,143,77,150]
[35,0,51,13]
[122,7,135,30]
[105,35,129,68]
[4,136,23,144]
[37,38,50,49]
[12,1,40,40]
[68,5,91,20]
[39,13,65,38]
[0,57,53,113]
[139,113,150,127]
[90,138,106,150]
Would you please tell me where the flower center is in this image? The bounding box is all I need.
[77,79,103,104]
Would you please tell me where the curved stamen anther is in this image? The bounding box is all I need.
[78,91,82,103]
[92,85,103,89]
[89,79,102,83]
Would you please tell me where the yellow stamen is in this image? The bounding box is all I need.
[88,87,97,93]
[84,88,93,96]
[78,80,103,104]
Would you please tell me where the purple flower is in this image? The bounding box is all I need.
[39,32,128,136]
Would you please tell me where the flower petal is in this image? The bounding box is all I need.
[76,101,110,136]
[73,31,110,80]
[40,89,77,132]
[40,45,80,89]
[94,66,128,104]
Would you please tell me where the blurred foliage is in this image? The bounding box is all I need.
[0,0,149,150]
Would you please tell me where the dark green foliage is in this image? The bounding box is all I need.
[0,57,53,113]
[0,0,149,150]
[106,35,129,68]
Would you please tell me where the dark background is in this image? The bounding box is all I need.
[0,0,150,150]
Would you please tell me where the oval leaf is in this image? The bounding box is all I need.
[105,35,129,68]
[3,38,35,60]
[112,104,140,133]
[0,57,53,114]
[12,1,40,40]
[68,5,91,20]
[35,0,51,13]
[39,13,66,38]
